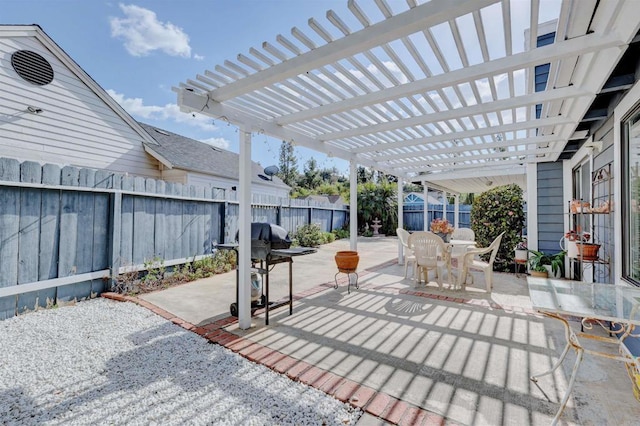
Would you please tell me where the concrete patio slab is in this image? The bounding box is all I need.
[139,236,399,326]
[134,237,640,425]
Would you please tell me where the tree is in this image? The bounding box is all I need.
[277,141,298,187]
[300,157,322,189]
[403,182,423,193]
[357,180,398,235]
[357,166,373,184]
[315,182,340,195]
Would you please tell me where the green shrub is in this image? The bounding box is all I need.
[470,184,525,271]
[323,231,335,244]
[294,223,326,247]
[332,227,350,239]
[112,249,237,295]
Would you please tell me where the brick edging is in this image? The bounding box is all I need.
[187,315,449,426]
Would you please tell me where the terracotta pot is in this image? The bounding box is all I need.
[576,243,601,261]
[335,250,359,272]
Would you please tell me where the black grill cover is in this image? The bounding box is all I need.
[236,223,292,260]
[249,223,291,248]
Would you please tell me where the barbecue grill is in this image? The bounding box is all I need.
[218,223,316,325]
[243,222,292,261]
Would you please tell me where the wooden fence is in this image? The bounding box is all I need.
[403,204,472,231]
[0,158,348,319]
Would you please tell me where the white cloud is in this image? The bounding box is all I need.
[110,4,191,58]
[193,53,205,61]
[106,89,218,131]
[200,137,230,150]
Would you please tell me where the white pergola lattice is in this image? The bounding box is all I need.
[175,0,640,327]
[176,0,639,193]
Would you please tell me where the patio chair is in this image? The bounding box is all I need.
[408,231,451,290]
[449,227,476,269]
[459,232,505,292]
[396,228,415,278]
[451,227,475,241]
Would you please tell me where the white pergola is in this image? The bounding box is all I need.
[175,0,640,328]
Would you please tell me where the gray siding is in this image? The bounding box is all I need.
[537,162,564,253]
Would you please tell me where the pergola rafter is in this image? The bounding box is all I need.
[176,0,640,187]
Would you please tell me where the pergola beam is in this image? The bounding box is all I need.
[348,115,574,154]
[176,87,413,179]
[374,134,560,161]
[396,156,548,174]
[319,85,588,141]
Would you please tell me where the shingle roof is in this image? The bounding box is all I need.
[299,194,345,205]
[139,122,289,189]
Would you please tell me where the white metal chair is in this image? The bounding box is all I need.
[396,228,415,278]
[451,227,475,241]
[460,232,505,292]
[408,231,451,290]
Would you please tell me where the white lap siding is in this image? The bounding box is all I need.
[0,28,160,179]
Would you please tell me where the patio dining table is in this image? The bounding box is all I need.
[527,277,640,425]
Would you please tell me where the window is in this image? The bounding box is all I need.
[623,107,640,285]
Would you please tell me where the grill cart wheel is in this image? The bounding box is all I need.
[230,302,238,317]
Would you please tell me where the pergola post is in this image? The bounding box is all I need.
[238,130,252,329]
[423,184,429,231]
[526,162,538,252]
[454,195,460,227]
[443,190,448,223]
[349,160,357,251]
[397,177,403,264]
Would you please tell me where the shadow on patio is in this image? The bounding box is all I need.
[139,237,640,425]
[221,254,640,425]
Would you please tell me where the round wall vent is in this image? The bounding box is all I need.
[11,50,54,86]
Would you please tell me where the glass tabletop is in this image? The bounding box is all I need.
[527,277,640,325]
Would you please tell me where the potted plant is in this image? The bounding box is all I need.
[562,230,591,258]
[430,218,454,242]
[528,250,566,278]
[514,238,528,262]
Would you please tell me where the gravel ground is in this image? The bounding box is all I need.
[0,298,361,425]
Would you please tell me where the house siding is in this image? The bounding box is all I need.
[186,171,290,199]
[0,33,160,178]
[161,169,188,184]
[537,162,564,253]
[591,118,616,283]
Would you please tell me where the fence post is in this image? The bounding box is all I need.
[277,202,282,226]
[222,201,228,243]
[330,208,334,232]
[109,191,122,286]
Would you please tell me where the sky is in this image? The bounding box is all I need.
[2,0,561,177]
